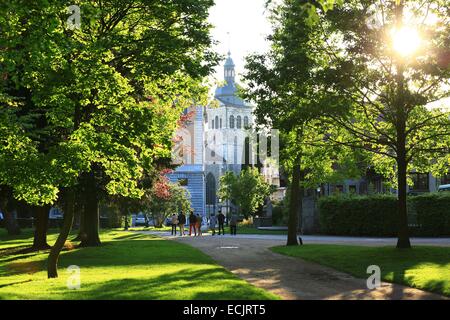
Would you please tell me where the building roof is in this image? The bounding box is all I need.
[214,52,252,108]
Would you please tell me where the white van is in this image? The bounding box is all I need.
[438,184,450,192]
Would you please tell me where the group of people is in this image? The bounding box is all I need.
[169,209,238,237]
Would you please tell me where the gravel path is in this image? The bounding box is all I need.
[139,231,448,300]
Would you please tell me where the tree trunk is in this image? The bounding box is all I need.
[79,172,101,247]
[3,210,20,236]
[298,171,305,235]
[287,163,301,246]
[124,211,129,231]
[396,153,411,249]
[394,2,411,249]
[73,197,84,241]
[0,186,20,235]
[32,205,51,250]
[48,189,75,278]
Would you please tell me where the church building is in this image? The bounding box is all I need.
[204,52,256,216]
[168,52,280,220]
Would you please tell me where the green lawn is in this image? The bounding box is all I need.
[0,228,62,251]
[272,244,450,297]
[0,229,278,300]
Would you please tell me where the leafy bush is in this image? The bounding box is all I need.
[272,204,288,226]
[318,193,450,236]
[318,194,398,236]
[410,193,450,236]
[99,203,126,228]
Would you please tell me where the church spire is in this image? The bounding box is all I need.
[224,51,235,84]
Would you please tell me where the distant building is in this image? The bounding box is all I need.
[167,106,206,218]
[168,52,280,220]
[204,52,255,216]
[319,170,450,196]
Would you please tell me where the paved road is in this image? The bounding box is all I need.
[139,231,448,300]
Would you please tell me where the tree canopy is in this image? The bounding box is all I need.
[218,168,273,218]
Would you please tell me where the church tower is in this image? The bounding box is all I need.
[224,51,235,84]
[204,52,255,217]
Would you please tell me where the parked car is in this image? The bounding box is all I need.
[49,207,64,219]
[438,184,450,192]
[165,217,173,227]
[134,213,147,226]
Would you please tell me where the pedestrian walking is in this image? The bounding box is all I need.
[189,210,197,236]
[230,213,238,235]
[217,210,225,235]
[209,214,217,236]
[178,212,186,236]
[170,213,178,236]
[196,214,202,236]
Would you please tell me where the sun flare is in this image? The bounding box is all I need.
[391,27,422,56]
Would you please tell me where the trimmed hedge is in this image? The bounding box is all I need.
[319,194,398,236]
[319,193,450,237]
[410,193,450,236]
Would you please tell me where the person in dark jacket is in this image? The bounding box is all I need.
[230,214,238,235]
[217,210,225,235]
[170,213,178,236]
[189,210,197,236]
[178,212,186,236]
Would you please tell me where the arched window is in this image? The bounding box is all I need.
[230,115,235,129]
[244,116,249,128]
[215,116,219,129]
[233,136,238,165]
[212,119,214,129]
[236,116,242,129]
[206,173,216,206]
[244,137,250,165]
[220,118,222,128]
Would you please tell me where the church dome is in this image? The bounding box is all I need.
[214,52,250,107]
[224,51,235,67]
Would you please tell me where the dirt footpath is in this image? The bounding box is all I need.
[167,234,446,300]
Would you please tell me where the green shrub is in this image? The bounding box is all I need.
[410,193,450,236]
[272,204,287,226]
[99,203,128,228]
[318,193,450,237]
[318,194,398,236]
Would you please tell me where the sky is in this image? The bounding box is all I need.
[208,0,272,84]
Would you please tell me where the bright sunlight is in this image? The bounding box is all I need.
[391,26,422,56]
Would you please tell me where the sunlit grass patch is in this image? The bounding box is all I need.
[0,229,278,300]
[272,244,450,296]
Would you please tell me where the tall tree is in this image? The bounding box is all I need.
[243,0,357,245]
[0,0,218,277]
[218,168,272,218]
[310,0,450,248]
